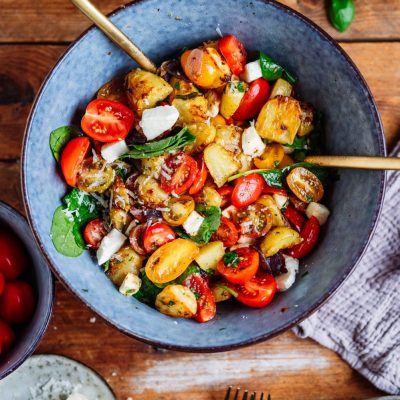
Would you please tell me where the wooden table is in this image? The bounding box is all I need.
[1,1,399,398]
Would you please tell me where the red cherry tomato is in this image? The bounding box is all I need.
[0,281,35,325]
[287,216,320,258]
[0,320,14,355]
[81,99,134,142]
[0,229,28,281]
[263,186,288,196]
[233,78,270,121]
[284,206,306,232]
[60,137,90,187]
[83,218,107,250]
[212,216,239,247]
[160,152,198,195]
[217,186,233,207]
[143,223,176,253]
[217,247,259,285]
[0,273,4,296]
[129,224,147,256]
[218,35,247,75]
[231,272,277,308]
[189,155,208,195]
[183,273,216,323]
[231,173,265,208]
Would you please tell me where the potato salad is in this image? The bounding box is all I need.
[50,35,331,323]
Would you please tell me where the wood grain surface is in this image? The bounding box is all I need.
[0,0,399,399]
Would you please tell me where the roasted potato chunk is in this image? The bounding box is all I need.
[269,78,293,98]
[195,186,222,207]
[155,284,197,318]
[220,81,246,119]
[141,154,168,179]
[204,89,222,117]
[185,123,216,153]
[126,69,172,115]
[111,176,130,211]
[211,284,232,303]
[195,241,225,272]
[256,96,301,145]
[134,175,170,207]
[214,125,242,153]
[298,102,315,136]
[107,246,144,286]
[236,152,253,173]
[109,208,132,231]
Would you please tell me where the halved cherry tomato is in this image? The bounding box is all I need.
[84,218,107,250]
[218,35,247,75]
[218,186,233,207]
[60,137,90,187]
[287,216,320,258]
[231,173,265,208]
[81,99,134,142]
[0,273,4,297]
[189,155,208,195]
[183,273,216,323]
[143,223,176,253]
[212,216,239,247]
[263,185,288,196]
[286,167,324,203]
[160,152,198,195]
[0,320,14,355]
[217,247,259,285]
[0,229,27,281]
[129,224,147,255]
[284,206,306,232]
[230,272,277,308]
[233,78,270,121]
[0,281,35,325]
[234,203,272,238]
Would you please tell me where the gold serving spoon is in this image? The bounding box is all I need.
[71,0,400,171]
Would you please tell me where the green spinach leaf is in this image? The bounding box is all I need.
[330,0,355,32]
[259,52,297,85]
[133,271,162,306]
[49,126,82,162]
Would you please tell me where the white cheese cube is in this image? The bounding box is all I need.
[182,211,204,236]
[241,125,266,157]
[139,105,179,141]
[240,60,262,83]
[273,193,289,210]
[96,228,126,265]
[119,273,142,296]
[100,140,129,163]
[306,202,330,225]
[275,255,299,291]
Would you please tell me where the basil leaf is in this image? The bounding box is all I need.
[330,0,355,32]
[120,127,195,159]
[261,169,284,188]
[223,251,240,268]
[284,136,310,151]
[49,126,82,162]
[134,271,162,306]
[259,52,297,85]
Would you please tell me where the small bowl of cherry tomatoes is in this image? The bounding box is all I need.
[0,201,54,379]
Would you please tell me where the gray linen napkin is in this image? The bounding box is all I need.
[293,144,400,394]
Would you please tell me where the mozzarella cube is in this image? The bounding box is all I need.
[241,125,266,157]
[240,60,262,83]
[139,105,179,141]
[275,255,299,291]
[273,193,289,210]
[96,228,126,265]
[306,202,330,225]
[119,273,142,296]
[101,140,129,163]
[182,211,204,236]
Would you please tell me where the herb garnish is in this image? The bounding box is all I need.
[49,126,82,162]
[223,251,240,268]
[259,52,297,85]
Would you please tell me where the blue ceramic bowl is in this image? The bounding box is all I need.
[0,202,54,379]
[22,0,385,351]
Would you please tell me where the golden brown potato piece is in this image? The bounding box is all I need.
[269,78,293,98]
[298,102,315,136]
[155,285,197,318]
[211,284,232,303]
[111,176,130,211]
[141,154,169,179]
[195,186,222,207]
[185,123,216,153]
[109,208,132,231]
[195,241,225,273]
[214,125,242,153]
[134,175,170,207]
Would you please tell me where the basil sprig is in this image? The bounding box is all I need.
[49,126,82,162]
[259,52,297,85]
[329,0,355,32]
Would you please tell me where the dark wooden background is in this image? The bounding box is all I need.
[0,1,399,398]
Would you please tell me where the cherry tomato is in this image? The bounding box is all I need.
[263,185,288,196]
[0,320,14,355]
[160,152,198,195]
[234,203,272,238]
[231,272,277,308]
[217,247,259,285]
[60,137,90,187]
[254,143,284,170]
[212,216,239,247]
[129,224,147,256]
[284,206,306,232]
[0,281,35,325]
[83,218,107,250]
[286,167,324,203]
[143,223,176,253]
[287,216,320,258]
[0,273,4,297]
[217,186,233,207]
[218,35,247,75]
[81,99,134,142]
[231,173,265,208]
[0,229,27,281]
[233,78,270,121]
[183,273,216,323]
[189,155,208,195]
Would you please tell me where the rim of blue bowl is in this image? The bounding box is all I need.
[0,200,55,379]
[21,0,386,352]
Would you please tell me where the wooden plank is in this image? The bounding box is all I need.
[32,281,382,400]
[0,42,398,160]
[0,0,399,43]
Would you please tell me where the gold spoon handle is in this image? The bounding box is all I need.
[304,155,400,170]
[71,0,157,73]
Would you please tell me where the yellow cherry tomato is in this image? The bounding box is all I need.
[286,167,324,203]
[260,227,302,257]
[279,154,294,168]
[162,196,195,226]
[254,144,285,169]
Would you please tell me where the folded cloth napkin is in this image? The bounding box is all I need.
[293,143,400,395]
